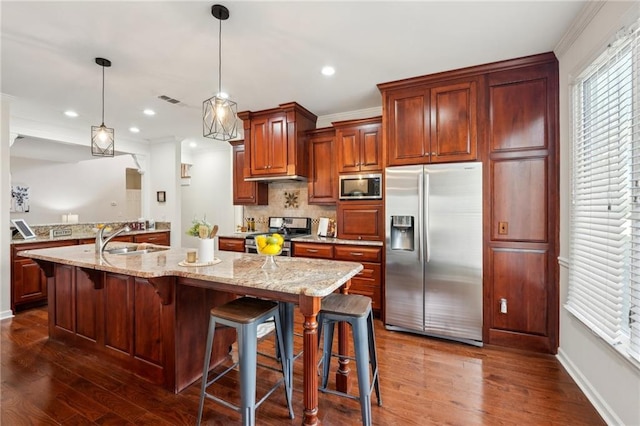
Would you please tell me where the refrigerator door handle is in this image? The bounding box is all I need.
[418,172,424,264]
[424,172,431,263]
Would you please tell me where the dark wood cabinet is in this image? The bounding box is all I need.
[134,231,170,245]
[336,201,384,242]
[218,237,245,252]
[334,117,382,173]
[230,140,268,205]
[308,128,337,204]
[238,102,317,180]
[484,55,558,353]
[380,79,478,166]
[293,241,383,314]
[11,239,76,312]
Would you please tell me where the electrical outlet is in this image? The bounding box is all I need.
[498,221,508,235]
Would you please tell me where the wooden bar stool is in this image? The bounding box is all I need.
[318,293,382,426]
[197,297,294,426]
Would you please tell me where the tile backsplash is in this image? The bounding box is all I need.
[243,181,336,234]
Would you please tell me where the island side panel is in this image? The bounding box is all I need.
[174,279,237,393]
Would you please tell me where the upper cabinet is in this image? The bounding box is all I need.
[379,79,479,166]
[334,117,382,173]
[307,127,337,205]
[238,102,317,180]
[230,141,268,205]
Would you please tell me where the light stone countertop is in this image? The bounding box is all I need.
[18,243,363,298]
[11,228,170,245]
[291,235,384,247]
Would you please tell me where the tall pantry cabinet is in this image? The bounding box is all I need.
[484,55,559,353]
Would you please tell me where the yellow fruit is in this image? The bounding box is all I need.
[255,235,268,249]
[266,236,280,245]
[261,244,282,255]
[271,233,284,245]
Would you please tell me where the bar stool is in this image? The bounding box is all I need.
[197,297,294,426]
[318,293,382,426]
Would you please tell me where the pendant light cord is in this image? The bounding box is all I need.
[101,64,105,125]
[218,15,222,95]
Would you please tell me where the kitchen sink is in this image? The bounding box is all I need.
[105,245,169,255]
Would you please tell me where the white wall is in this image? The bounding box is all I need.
[180,142,235,249]
[1,96,13,319]
[556,2,640,425]
[10,155,140,224]
[149,141,181,247]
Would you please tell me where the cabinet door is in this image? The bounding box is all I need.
[336,127,360,173]
[268,113,288,174]
[386,87,430,166]
[358,123,383,172]
[430,81,478,163]
[309,132,337,204]
[12,259,47,306]
[232,143,268,205]
[250,116,271,174]
[337,202,384,241]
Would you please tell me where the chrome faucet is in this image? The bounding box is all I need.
[96,225,131,254]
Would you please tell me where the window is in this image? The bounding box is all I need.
[568,21,640,365]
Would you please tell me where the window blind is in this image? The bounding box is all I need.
[568,22,640,364]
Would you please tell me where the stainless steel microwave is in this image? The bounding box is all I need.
[339,173,383,200]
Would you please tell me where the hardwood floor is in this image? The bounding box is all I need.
[1,307,604,425]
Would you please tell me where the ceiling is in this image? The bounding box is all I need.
[3,1,586,161]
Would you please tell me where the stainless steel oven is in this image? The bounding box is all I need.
[244,216,312,257]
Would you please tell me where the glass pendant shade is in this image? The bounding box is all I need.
[91,57,114,157]
[91,123,115,156]
[203,4,238,141]
[203,94,238,141]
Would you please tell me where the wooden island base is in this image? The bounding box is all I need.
[46,263,237,393]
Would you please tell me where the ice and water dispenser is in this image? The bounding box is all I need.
[390,215,414,251]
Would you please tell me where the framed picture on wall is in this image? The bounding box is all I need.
[157,191,166,203]
[10,185,30,212]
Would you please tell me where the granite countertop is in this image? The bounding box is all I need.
[291,235,384,247]
[11,228,170,245]
[18,243,363,298]
[216,233,383,247]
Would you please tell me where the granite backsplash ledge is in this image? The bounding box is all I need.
[243,181,336,234]
[11,221,171,240]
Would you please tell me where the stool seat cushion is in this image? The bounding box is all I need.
[321,294,371,318]
[210,297,279,324]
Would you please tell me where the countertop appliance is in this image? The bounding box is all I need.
[385,163,483,346]
[245,217,312,256]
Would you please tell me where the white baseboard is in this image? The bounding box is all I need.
[556,348,622,426]
[0,309,15,321]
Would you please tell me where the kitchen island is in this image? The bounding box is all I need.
[19,244,363,426]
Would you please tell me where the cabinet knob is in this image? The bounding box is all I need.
[431,152,436,156]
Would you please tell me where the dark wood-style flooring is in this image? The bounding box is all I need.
[1,307,604,425]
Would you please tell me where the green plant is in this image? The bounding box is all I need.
[185,216,212,237]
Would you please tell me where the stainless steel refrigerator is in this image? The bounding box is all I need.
[385,163,483,346]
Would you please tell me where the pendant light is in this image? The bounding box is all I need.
[203,4,238,141]
[91,57,115,157]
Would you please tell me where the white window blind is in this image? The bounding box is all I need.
[568,21,640,364]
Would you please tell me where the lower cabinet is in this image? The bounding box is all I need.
[11,239,77,312]
[218,237,246,252]
[293,241,383,315]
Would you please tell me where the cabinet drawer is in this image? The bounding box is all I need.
[218,237,245,252]
[334,245,381,263]
[354,262,381,283]
[134,232,170,245]
[294,243,334,259]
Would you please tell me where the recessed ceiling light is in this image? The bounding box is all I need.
[143,109,156,116]
[64,110,78,117]
[129,127,140,133]
[189,141,198,148]
[321,66,335,76]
